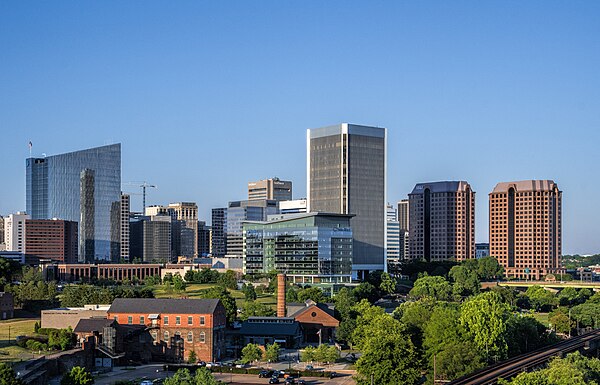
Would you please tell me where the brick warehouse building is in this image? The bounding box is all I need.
[107,298,226,363]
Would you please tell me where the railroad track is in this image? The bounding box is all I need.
[449,329,600,385]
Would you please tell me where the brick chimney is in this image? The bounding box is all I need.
[277,273,286,318]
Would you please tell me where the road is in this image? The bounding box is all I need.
[91,365,355,385]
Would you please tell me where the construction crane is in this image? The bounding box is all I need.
[123,181,157,212]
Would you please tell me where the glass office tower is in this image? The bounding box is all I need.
[26,144,121,262]
[307,124,386,279]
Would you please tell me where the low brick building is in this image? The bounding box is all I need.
[107,298,226,363]
[287,300,339,343]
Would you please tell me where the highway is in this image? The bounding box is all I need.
[448,329,600,385]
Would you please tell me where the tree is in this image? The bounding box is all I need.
[313,344,338,364]
[61,366,94,385]
[0,363,23,385]
[193,367,220,385]
[570,302,600,328]
[459,291,511,360]
[379,272,396,294]
[352,282,379,303]
[197,287,237,324]
[409,275,452,301]
[351,300,388,349]
[218,270,238,290]
[264,343,280,363]
[188,350,197,364]
[549,309,573,335]
[449,265,480,298]
[297,287,327,303]
[557,287,578,306]
[172,273,187,293]
[433,341,486,382]
[241,343,262,364]
[333,287,355,320]
[239,301,275,320]
[506,315,555,356]
[163,272,174,283]
[241,283,257,301]
[525,286,557,312]
[164,368,193,385]
[477,256,503,280]
[301,345,316,362]
[355,313,420,385]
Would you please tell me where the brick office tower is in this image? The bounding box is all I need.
[489,180,562,280]
[408,181,475,262]
[25,219,78,263]
[107,298,226,363]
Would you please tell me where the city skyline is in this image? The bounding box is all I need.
[2,2,600,254]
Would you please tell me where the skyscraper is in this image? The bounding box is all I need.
[397,199,409,231]
[26,144,121,262]
[198,221,211,257]
[307,123,386,278]
[386,203,400,268]
[120,193,130,262]
[211,208,226,257]
[225,199,278,257]
[248,178,292,201]
[24,219,78,263]
[4,212,30,253]
[489,180,562,280]
[408,181,475,262]
[167,202,198,257]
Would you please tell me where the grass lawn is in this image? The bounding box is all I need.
[0,319,42,363]
[533,312,550,327]
[153,284,278,310]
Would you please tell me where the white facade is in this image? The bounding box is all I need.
[386,204,400,262]
[4,212,30,253]
[278,199,307,214]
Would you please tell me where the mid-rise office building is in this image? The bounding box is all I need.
[0,215,4,248]
[226,200,278,257]
[386,203,400,269]
[489,180,562,280]
[211,208,226,257]
[198,221,211,257]
[142,215,172,264]
[408,181,475,262]
[167,203,198,257]
[26,144,121,262]
[248,178,292,201]
[24,219,78,263]
[120,194,130,261]
[397,199,409,232]
[243,213,353,284]
[279,199,307,214]
[4,212,30,253]
[476,243,490,259]
[307,123,386,278]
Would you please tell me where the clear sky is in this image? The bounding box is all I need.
[1,1,599,254]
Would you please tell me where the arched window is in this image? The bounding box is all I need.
[187,331,193,343]
[200,332,206,343]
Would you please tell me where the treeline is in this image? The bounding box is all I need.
[60,284,154,307]
[562,253,600,269]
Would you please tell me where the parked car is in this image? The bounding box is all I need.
[329,372,338,379]
[140,381,153,385]
[197,361,206,367]
[305,365,314,371]
[297,380,306,385]
[269,377,280,384]
[259,370,274,378]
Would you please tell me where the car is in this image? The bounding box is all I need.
[140,381,153,385]
[197,361,206,367]
[269,377,280,384]
[297,380,306,385]
[284,377,297,385]
[305,365,314,371]
[329,372,338,379]
[259,370,274,378]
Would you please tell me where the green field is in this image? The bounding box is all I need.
[532,312,550,327]
[153,284,278,310]
[0,319,41,363]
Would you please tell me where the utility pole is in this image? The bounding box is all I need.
[433,353,436,385]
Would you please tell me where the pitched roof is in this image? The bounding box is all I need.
[74,318,115,333]
[108,298,221,315]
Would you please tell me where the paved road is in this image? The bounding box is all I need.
[91,365,356,385]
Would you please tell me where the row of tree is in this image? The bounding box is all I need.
[241,342,280,364]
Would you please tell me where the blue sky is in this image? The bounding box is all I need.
[1,1,599,254]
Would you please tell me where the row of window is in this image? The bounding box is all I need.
[125,315,206,326]
[151,330,206,343]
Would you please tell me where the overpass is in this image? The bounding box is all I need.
[448,329,600,385]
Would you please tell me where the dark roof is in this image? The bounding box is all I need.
[74,318,115,333]
[239,318,301,337]
[287,301,335,318]
[108,298,221,315]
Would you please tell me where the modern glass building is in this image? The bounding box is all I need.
[225,200,278,257]
[26,144,121,262]
[307,123,386,279]
[243,213,353,284]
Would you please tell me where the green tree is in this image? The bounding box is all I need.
[60,366,94,385]
[241,283,257,301]
[379,272,396,294]
[188,350,197,364]
[570,302,600,328]
[409,275,452,301]
[297,287,327,303]
[217,270,238,290]
[0,363,23,385]
[477,256,504,280]
[333,287,354,320]
[355,313,420,385]
[264,343,280,363]
[351,300,388,349]
[459,291,511,360]
[549,310,573,335]
[352,282,379,303]
[193,367,220,385]
[525,286,557,312]
[286,286,299,303]
[449,265,480,298]
[506,315,554,356]
[557,287,578,306]
[164,368,193,385]
[432,341,486,382]
[239,301,275,320]
[301,345,316,362]
[241,343,262,364]
[197,287,237,324]
[173,273,187,293]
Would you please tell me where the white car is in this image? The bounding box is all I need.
[140,381,153,385]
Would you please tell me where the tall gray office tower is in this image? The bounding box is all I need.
[307,123,386,279]
[26,144,121,262]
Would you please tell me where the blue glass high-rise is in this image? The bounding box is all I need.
[26,144,121,262]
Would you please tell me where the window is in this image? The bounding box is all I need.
[200,332,206,343]
[187,331,193,343]
[164,331,169,342]
[188,316,193,325]
[200,316,205,326]
[176,316,181,325]
[164,316,169,325]
[127,316,132,325]
[140,316,145,324]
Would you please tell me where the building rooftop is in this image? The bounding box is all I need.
[410,181,473,195]
[108,298,221,315]
[491,180,559,193]
[73,318,115,333]
[239,317,301,336]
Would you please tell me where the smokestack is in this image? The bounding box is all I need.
[277,273,286,318]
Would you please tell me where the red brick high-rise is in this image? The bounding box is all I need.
[25,219,78,263]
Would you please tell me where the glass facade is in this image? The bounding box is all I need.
[243,213,353,284]
[26,144,121,262]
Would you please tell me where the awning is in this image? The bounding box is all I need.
[148,314,160,319]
